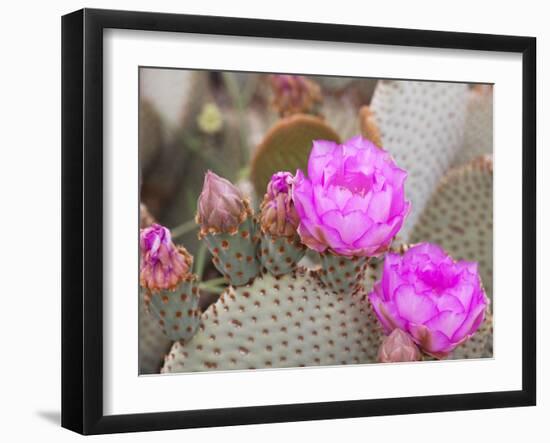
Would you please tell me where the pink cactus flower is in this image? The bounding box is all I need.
[292,136,410,257]
[378,329,421,363]
[369,243,489,359]
[260,172,300,237]
[140,224,193,291]
[196,171,252,237]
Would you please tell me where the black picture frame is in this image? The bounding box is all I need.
[61,8,536,435]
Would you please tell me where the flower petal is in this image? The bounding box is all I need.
[308,140,340,183]
[292,170,320,224]
[369,286,406,333]
[424,310,467,340]
[408,323,456,357]
[394,285,438,325]
[368,186,393,222]
[409,324,458,358]
[436,294,466,313]
[354,216,401,250]
[321,210,368,244]
[452,300,487,342]
[296,222,327,252]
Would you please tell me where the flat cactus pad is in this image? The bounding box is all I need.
[452,87,493,167]
[250,114,340,196]
[162,267,384,373]
[410,155,493,301]
[139,290,173,374]
[370,80,469,240]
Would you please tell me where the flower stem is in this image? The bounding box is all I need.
[194,243,209,279]
[171,219,197,238]
[198,282,226,294]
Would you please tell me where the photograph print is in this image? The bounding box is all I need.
[138,68,493,375]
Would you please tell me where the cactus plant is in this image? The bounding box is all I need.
[318,254,368,295]
[139,74,494,374]
[452,86,493,167]
[196,171,261,286]
[140,224,202,342]
[139,289,173,374]
[160,238,491,373]
[258,172,305,276]
[162,266,384,372]
[155,137,491,374]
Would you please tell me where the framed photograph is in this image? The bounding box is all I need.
[61,8,536,435]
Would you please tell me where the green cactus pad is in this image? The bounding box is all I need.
[409,155,493,301]
[250,114,340,196]
[139,290,173,374]
[144,278,201,342]
[318,253,368,295]
[258,233,306,277]
[452,87,493,167]
[369,80,469,240]
[203,218,261,286]
[162,267,384,373]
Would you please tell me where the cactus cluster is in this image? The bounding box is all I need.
[139,75,493,375]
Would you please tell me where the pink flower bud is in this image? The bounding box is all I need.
[196,171,252,237]
[378,329,421,363]
[260,172,300,237]
[140,224,193,291]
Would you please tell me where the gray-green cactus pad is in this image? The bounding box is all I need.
[258,233,306,277]
[162,268,384,373]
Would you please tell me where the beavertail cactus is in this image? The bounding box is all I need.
[140,224,201,341]
[140,74,494,375]
[369,243,489,358]
[258,172,305,276]
[162,267,385,373]
[452,86,493,167]
[197,171,260,286]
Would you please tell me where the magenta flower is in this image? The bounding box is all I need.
[378,329,421,363]
[369,243,489,358]
[140,223,193,291]
[196,171,252,237]
[292,136,410,257]
[260,172,300,237]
